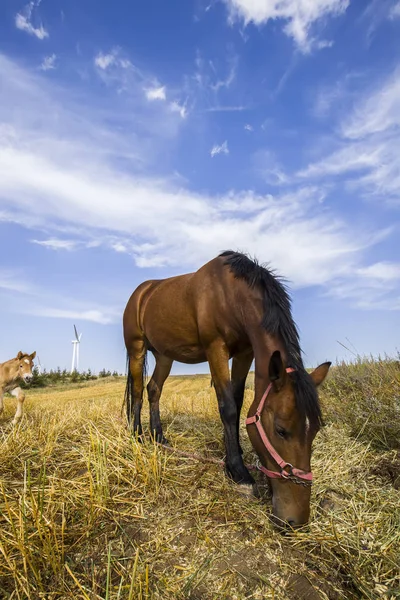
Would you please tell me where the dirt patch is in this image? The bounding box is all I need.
[287,574,325,600]
[370,451,400,489]
[318,489,348,514]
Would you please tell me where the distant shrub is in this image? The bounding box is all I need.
[98,369,112,378]
[320,355,400,450]
[20,367,99,389]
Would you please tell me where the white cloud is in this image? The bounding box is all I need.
[94,51,117,70]
[15,2,48,40]
[145,86,166,101]
[32,238,78,251]
[210,140,229,157]
[0,52,395,303]
[40,54,57,71]
[244,124,253,131]
[222,0,349,52]
[110,241,129,253]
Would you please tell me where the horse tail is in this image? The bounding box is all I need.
[124,347,148,425]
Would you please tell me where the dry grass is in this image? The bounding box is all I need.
[321,356,400,451]
[0,369,399,599]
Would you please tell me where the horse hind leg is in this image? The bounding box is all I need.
[126,340,147,439]
[147,353,173,445]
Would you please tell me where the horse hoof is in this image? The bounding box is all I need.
[158,436,169,446]
[237,483,256,498]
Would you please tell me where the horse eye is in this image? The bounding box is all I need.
[276,426,288,439]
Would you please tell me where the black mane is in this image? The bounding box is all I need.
[220,250,322,429]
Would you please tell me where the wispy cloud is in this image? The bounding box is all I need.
[327,260,400,310]
[357,261,400,281]
[0,269,32,294]
[15,1,48,40]
[244,124,253,131]
[26,307,118,325]
[210,140,229,157]
[145,85,166,101]
[222,0,349,52]
[253,150,288,185]
[390,1,400,19]
[0,52,395,302]
[32,238,79,251]
[169,100,188,119]
[204,105,247,112]
[40,54,57,71]
[209,56,237,91]
[299,68,400,205]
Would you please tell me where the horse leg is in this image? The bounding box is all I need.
[0,392,4,418]
[207,342,255,487]
[11,387,25,425]
[147,354,173,445]
[231,351,254,455]
[127,340,147,439]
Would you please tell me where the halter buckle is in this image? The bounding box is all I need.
[281,463,294,479]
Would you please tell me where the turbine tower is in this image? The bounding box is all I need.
[71,325,82,373]
[36,355,42,375]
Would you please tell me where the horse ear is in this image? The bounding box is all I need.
[17,351,23,360]
[269,350,286,392]
[310,362,331,387]
[30,351,36,360]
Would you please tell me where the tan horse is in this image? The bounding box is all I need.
[0,351,36,425]
[123,251,330,528]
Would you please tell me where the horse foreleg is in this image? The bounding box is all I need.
[11,387,25,425]
[231,351,254,455]
[147,354,173,445]
[207,342,255,488]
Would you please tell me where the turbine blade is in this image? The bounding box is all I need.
[74,324,79,341]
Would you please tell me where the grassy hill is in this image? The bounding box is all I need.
[0,357,399,599]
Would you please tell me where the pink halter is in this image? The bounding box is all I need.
[246,368,313,485]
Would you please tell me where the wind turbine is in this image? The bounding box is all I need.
[71,325,82,373]
[36,355,42,375]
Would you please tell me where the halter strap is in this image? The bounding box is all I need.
[245,368,313,485]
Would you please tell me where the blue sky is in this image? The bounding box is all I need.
[0,0,399,375]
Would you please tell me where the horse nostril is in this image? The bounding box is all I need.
[287,519,296,528]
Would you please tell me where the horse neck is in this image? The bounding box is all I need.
[0,359,19,385]
[249,330,288,400]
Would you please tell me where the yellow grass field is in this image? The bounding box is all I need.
[0,374,399,599]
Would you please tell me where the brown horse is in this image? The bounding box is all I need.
[123,251,330,527]
[0,351,36,425]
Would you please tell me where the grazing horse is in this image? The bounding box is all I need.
[0,351,36,425]
[123,251,330,528]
